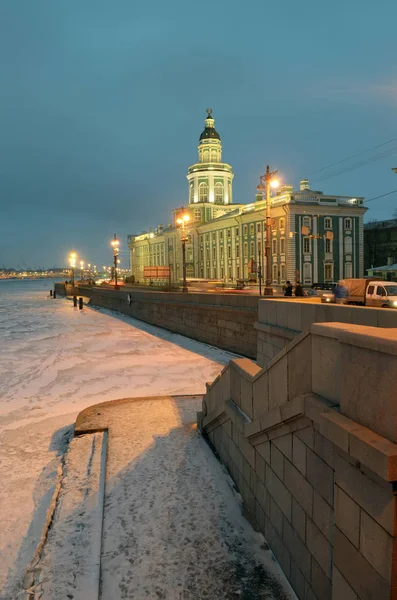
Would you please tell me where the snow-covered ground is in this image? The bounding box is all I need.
[0,281,234,596]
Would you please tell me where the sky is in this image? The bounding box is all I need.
[0,0,396,269]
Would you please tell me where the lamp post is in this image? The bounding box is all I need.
[257,166,279,295]
[80,260,85,281]
[69,252,77,286]
[176,208,190,293]
[111,233,120,289]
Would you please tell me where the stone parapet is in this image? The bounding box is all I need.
[200,322,397,600]
[256,299,397,368]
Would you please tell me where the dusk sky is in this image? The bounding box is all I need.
[1,0,396,269]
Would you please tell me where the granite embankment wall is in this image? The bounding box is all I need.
[200,323,397,600]
[54,283,258,358]
[256,299,397,367]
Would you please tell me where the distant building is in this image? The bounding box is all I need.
[128,111,367,285]
[364,218,397,272]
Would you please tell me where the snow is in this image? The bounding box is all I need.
[0,281,233,596]
[0,281,296,600]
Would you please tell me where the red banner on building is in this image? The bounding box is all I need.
[144,266,171,279]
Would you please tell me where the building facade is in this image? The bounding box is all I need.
[129,111,367,285]
[364,218,397,272]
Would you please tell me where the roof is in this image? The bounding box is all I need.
[364,218,397,230]
[199,126,221,141]
[368,263,397,271]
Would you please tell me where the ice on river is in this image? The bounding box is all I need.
[0,281,234,595]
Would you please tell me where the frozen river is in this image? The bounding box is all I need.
[0,280,234,596]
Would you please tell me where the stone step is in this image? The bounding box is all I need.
[34,430,107,600]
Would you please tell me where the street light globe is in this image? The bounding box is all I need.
[176,218,183,225]
[270,179,280,189]
[183,214,190,222]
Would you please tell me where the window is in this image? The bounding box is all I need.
[279,218,285,231]
[203,150,209,162]
[235,227,239,237]
[228,246,231,258]
[303,237,311,254]
[220,230,223,240]
[236,244,240,257]
[214,183,223,204]
[377,286,386,297]
[243,225,248,236]
[345,218,352,230]
[199,182,209,202]
[250,224,254,235]
[212,247,216,260]
[325,217,332,229]
[237,266,240,278]
[272,238,277,254]
[190,184,194,203]
[280,264,286,282]
[206,234,210,242]
[244,242,248,257]
[303,216,311,230]
[257,241,261,256]
[344,236,352,254]
[257,223,261,233]
[367,286,375,295]
[227,228,231,239]
[325,238,332,253]
[272,264,278,282]
[250,241,255,257]
[194,209,201,222]
[228,266,232,280]
[303,262,312,284]
[280,238,285,254]
[324,263,333,281]
[345,263,352,278]
[220,247,224,259]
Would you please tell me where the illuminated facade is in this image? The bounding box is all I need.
[128,112,367,285]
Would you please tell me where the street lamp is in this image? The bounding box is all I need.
[80,260,85,281]
[257,166,279,295]
[69,252,77,286]
[111,233,120,289]
[176,208,190,293]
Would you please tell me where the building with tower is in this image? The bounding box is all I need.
[128,111,367,286]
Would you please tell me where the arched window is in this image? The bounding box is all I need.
[190,183,194,203]
[280,264,286,282]
[199,182,209,203]
[214,183,223,204]
[272,238,277,254]
[203,150,209,162]
[272,264,278,282]
[250,224,254,235]
[279,218,285,231]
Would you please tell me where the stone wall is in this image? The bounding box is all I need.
[61,286,259,358]
[199,323,397,600]
[256,298,397,367]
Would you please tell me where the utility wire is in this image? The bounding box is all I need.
[364,189,397,204]
[308,137,397,176]
[313,146,397,183]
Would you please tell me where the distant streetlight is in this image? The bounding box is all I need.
[257,166,279,295]
[80,260,85,281]
[111,233,120,289]
[176,208,190,293]
[69,252,77,286]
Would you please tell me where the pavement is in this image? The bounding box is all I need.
[25,395,297,600]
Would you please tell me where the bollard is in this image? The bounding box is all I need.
[50,289,53,297]
[53,290,56,299]
[79,297,83,310]
[73,295,77,307]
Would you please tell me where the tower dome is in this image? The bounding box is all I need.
[199,108,221,141]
